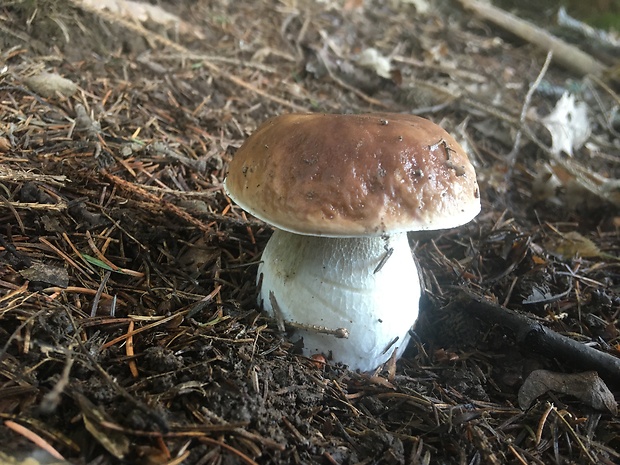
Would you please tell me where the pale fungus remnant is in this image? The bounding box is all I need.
[225,113,480,372]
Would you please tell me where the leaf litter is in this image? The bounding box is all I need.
[0,0,619,464]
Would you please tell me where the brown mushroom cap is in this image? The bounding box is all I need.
[225,113,480,236]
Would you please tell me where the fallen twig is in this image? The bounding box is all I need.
[0,167,68,186]
[100,169,217,236]
[0,201,68,211]
[507,51,553,174]
[456,288,620,385]
[458,0,607,77]
[4,420,66,461]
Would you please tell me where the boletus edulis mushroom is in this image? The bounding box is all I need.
[225,113,480,372]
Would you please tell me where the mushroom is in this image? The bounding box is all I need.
[224,113,480,372]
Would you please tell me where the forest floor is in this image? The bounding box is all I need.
[0,0,619,464]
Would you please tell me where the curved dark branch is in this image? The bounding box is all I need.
[457,289,620,386]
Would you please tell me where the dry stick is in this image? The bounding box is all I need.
[0,195,25,234]
[44,286,114,300]
[154,52,281,73]
[507,444,529,465]
[457,289,620,385]
[100,313,184,350]
[0,201,68,211]
[39,237,93,280]
[62,232,97,274]
[4,420,66,461]
[548,407,598,464]
[535,402,554,446]
[90,270,112,317]
[100,169,215,236]
[85,230,144,277]
[458,0,607,77]
[507,50,553,177]
[0,166,67,186]
[126,320,139,378]
[590,74,620,107]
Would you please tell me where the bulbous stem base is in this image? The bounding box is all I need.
[258,230,420,372]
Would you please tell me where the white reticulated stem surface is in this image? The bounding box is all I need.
[258,230,420,372]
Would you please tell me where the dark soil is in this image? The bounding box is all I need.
[0,1,619,464]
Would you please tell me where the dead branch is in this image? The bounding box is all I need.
[0,201,68,211]
[456,289,620,386]
[458,0,607,77]
[99,169,217,236]
[0,167,68,186]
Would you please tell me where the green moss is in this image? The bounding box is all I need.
[494,0,620,31]
[583,12,620,30]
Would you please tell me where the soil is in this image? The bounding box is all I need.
[0,1,619,464]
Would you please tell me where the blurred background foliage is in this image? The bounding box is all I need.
[495,0,620,30]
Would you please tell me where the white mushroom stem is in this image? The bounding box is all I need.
[258,229,420,372]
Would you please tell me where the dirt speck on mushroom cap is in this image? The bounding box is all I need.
[225,113,480,236]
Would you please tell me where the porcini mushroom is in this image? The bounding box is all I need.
[225,113,480,372]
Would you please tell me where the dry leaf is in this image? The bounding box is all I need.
[24,73,78,98]
[76,394,130,459]
[545,231,620,261]
[518,370,617,414]
[19,263,69,288]
[77,0,204,39]
[542,92,590,156]
[356,48,393,79]
[80,0,180,25]
[532,160,620,209]
[0,136,11,152]
[401,0,431,14]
